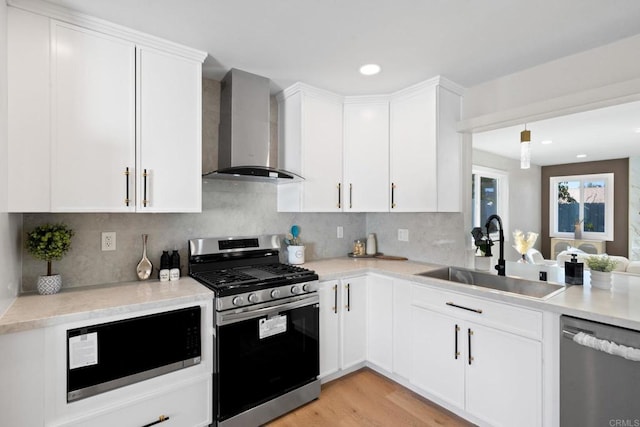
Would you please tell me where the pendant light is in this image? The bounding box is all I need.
[520,126,531,169]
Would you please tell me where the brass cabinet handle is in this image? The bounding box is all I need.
[446,301,483,314]
[337,183,341,209]
[141,415,170,427]
[468,328,474,365]
[333,284,338,314]
[142,169,149,207]
[345,283,351,311]
[454,324,460,359]
[124,167,130,206]
[391,182,397,209]
[349,184,353,209]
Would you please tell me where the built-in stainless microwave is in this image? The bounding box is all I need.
[66,306,201,402]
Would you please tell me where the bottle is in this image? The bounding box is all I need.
[366,233,377,255]
[565,253,584,285]
[159,250,170,281]
[170,250,181,281]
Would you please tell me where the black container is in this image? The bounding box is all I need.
[159,250,170,279]
[565,253,584,285]
[170,250,181,271]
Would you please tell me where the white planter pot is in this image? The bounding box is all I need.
[287,245,305,265]
[474,256,491,271]
[590,270,612,290]
[37,274,62,295]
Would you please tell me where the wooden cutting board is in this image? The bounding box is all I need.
[374,254,408,261]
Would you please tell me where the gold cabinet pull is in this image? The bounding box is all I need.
[124,167,130,206]
[349,183,353,209]
[391,182,397,209]
[142,169,149,207]
[345,283,351,311]
[332,284,338,313]
[454,324,460,359]
[337,183,341,209]
[468,328,474,365]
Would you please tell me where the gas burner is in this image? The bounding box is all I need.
[188,236,319,309]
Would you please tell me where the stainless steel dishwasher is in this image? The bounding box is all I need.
[561,315,640,426]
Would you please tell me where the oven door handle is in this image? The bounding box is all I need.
[218,294,319,326]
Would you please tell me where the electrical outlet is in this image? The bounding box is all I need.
[337,226,344,239]
[398,229,409,242]
[101,232,116,251]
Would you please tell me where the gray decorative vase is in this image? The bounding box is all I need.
[37,274,62,295]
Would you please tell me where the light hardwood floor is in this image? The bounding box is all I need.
[265,368,475,427]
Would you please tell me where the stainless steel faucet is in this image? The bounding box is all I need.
[484,214,506,276]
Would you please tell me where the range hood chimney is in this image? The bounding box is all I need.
[204,68,302,182]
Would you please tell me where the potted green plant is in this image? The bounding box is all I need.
[586,255,618,290]
[26,223,74,295]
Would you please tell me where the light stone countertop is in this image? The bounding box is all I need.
[2,257,640,335]
[305,257,640,331]
[0,277,213,335]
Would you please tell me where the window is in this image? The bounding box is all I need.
[472,166,509,233]
[549,173,614,240]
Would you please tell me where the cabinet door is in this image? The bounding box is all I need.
[8,8,51,212]
[389,87,437,212]
[411,305,464,409]
[0,329,45,426]
[137,47,202,212]
[51,22,136,212]
[465,322,542,427]
[302,93,343,211]
[392,279,412,379]
[343,100,389,212]
[341,277,367,369]
[367,275,393,372]
[319,280,340,379]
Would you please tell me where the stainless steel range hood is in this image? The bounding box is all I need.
[203,68,302,182]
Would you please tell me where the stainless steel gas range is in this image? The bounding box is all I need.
[188,235,320,427]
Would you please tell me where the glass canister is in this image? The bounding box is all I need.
[353,239,366,256]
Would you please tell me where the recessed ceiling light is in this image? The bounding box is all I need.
[576,154,587,158]
[359,64,381,76]
[541,140,553,145]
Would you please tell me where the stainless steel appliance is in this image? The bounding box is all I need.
[561,315,640,426]
[188,235,320,427]
[66,306,201,402]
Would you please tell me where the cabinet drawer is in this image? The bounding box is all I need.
[56,375,211,427]
[410,284,542,340]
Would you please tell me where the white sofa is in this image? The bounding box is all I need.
[556,249,633,273]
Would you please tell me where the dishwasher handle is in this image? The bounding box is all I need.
[563,329,640,362]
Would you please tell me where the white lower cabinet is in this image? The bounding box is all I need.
[367,274,393,372]
[319,276,367,380]
[411,284,542,427]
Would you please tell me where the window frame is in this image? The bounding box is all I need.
[472,165,509,239]
[549,173,614,241]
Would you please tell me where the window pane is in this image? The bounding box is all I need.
[583,180,605,232]
[480,177,497,224]
[557,181,580,232]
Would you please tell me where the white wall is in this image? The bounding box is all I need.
[473,149,542,262]
[0,1,22,314]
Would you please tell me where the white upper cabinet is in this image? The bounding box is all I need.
[51,22,136,212]
[390,78,463,212]
[276,78,462,213]
[277,84,344,212]
[136,47,202,212]
[342,97,390,212]
[7,7,50,212]
[7,3,206,213]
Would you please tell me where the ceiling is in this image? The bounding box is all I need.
[473,100,640,166]
[43,0,640,96]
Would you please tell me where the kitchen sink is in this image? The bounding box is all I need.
[416,266,567,300]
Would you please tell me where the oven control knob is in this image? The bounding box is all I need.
[232,296,245,306]
[290,285,302,295]
[302,283,314,292]
[248,293,259,303]
[270,289,281,299]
